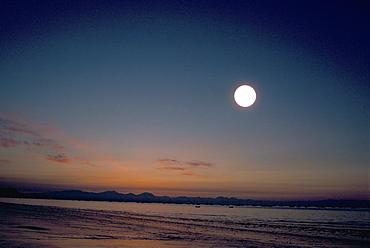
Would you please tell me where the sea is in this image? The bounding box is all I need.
[1,197,368,229]
[1,197,369,247]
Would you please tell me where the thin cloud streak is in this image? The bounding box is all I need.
[75,157,101,167]
[0,115,69,166]
[0,112,118,167]
[0,137,21,148]
[0,117,39,136]
[32,138,64,150]
[155,167,186,171]
[156,158,215,168]
[187,162,214,168]
[156,159,180,165]
[0,159,12,165]
[181,172,206,178]
[156,158,215,177]
[46,154,70,164]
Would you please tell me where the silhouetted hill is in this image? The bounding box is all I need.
[2,187,369,208]
[0,187,21,197]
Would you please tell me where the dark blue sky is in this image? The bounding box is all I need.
[0,0,369,200]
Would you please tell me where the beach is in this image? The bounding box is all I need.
[0,201,369,247]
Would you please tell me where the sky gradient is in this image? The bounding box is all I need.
[1,0,369,200]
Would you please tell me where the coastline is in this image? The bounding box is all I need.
[1,187,369,209]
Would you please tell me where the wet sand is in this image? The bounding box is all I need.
[0,202,369,247]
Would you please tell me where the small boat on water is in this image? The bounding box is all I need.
[195,205,200,208]
[229,206,234,208]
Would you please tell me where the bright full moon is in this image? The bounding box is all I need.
[234,85,257,108]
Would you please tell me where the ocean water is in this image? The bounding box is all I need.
[1,197,369,229]
[1,197,369,247]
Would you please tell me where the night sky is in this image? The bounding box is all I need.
[1,0,369,200]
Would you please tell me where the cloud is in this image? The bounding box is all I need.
[0,117,39,136]
[156,159,181,165]
[155,166,186,171]
[157,158,214,168]
[155,158,215,177]
[181,172,206,178]
[0,113,75,165]
[0,159,12,165]
[32,138,64,150]
[0,112,123,168]
[0,137,21,148]
[187,162,214,168]
[82,161,100,167]
[75,157,100,167]
[46,154,70,164]
[0,114,66,144]
[0,115,56,152]
[0,113,74,165]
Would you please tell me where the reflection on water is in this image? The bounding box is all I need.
[1,197,369,229]
[1,198,369,247]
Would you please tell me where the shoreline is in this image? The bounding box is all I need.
[2,188,369,209]
[1,201,369,247]
[1,195,369,210]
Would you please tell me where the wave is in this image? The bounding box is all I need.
[1,201,369,247]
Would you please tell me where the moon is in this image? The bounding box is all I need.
[234,85,257,108]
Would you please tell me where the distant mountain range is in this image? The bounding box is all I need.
[1,187,369,208]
